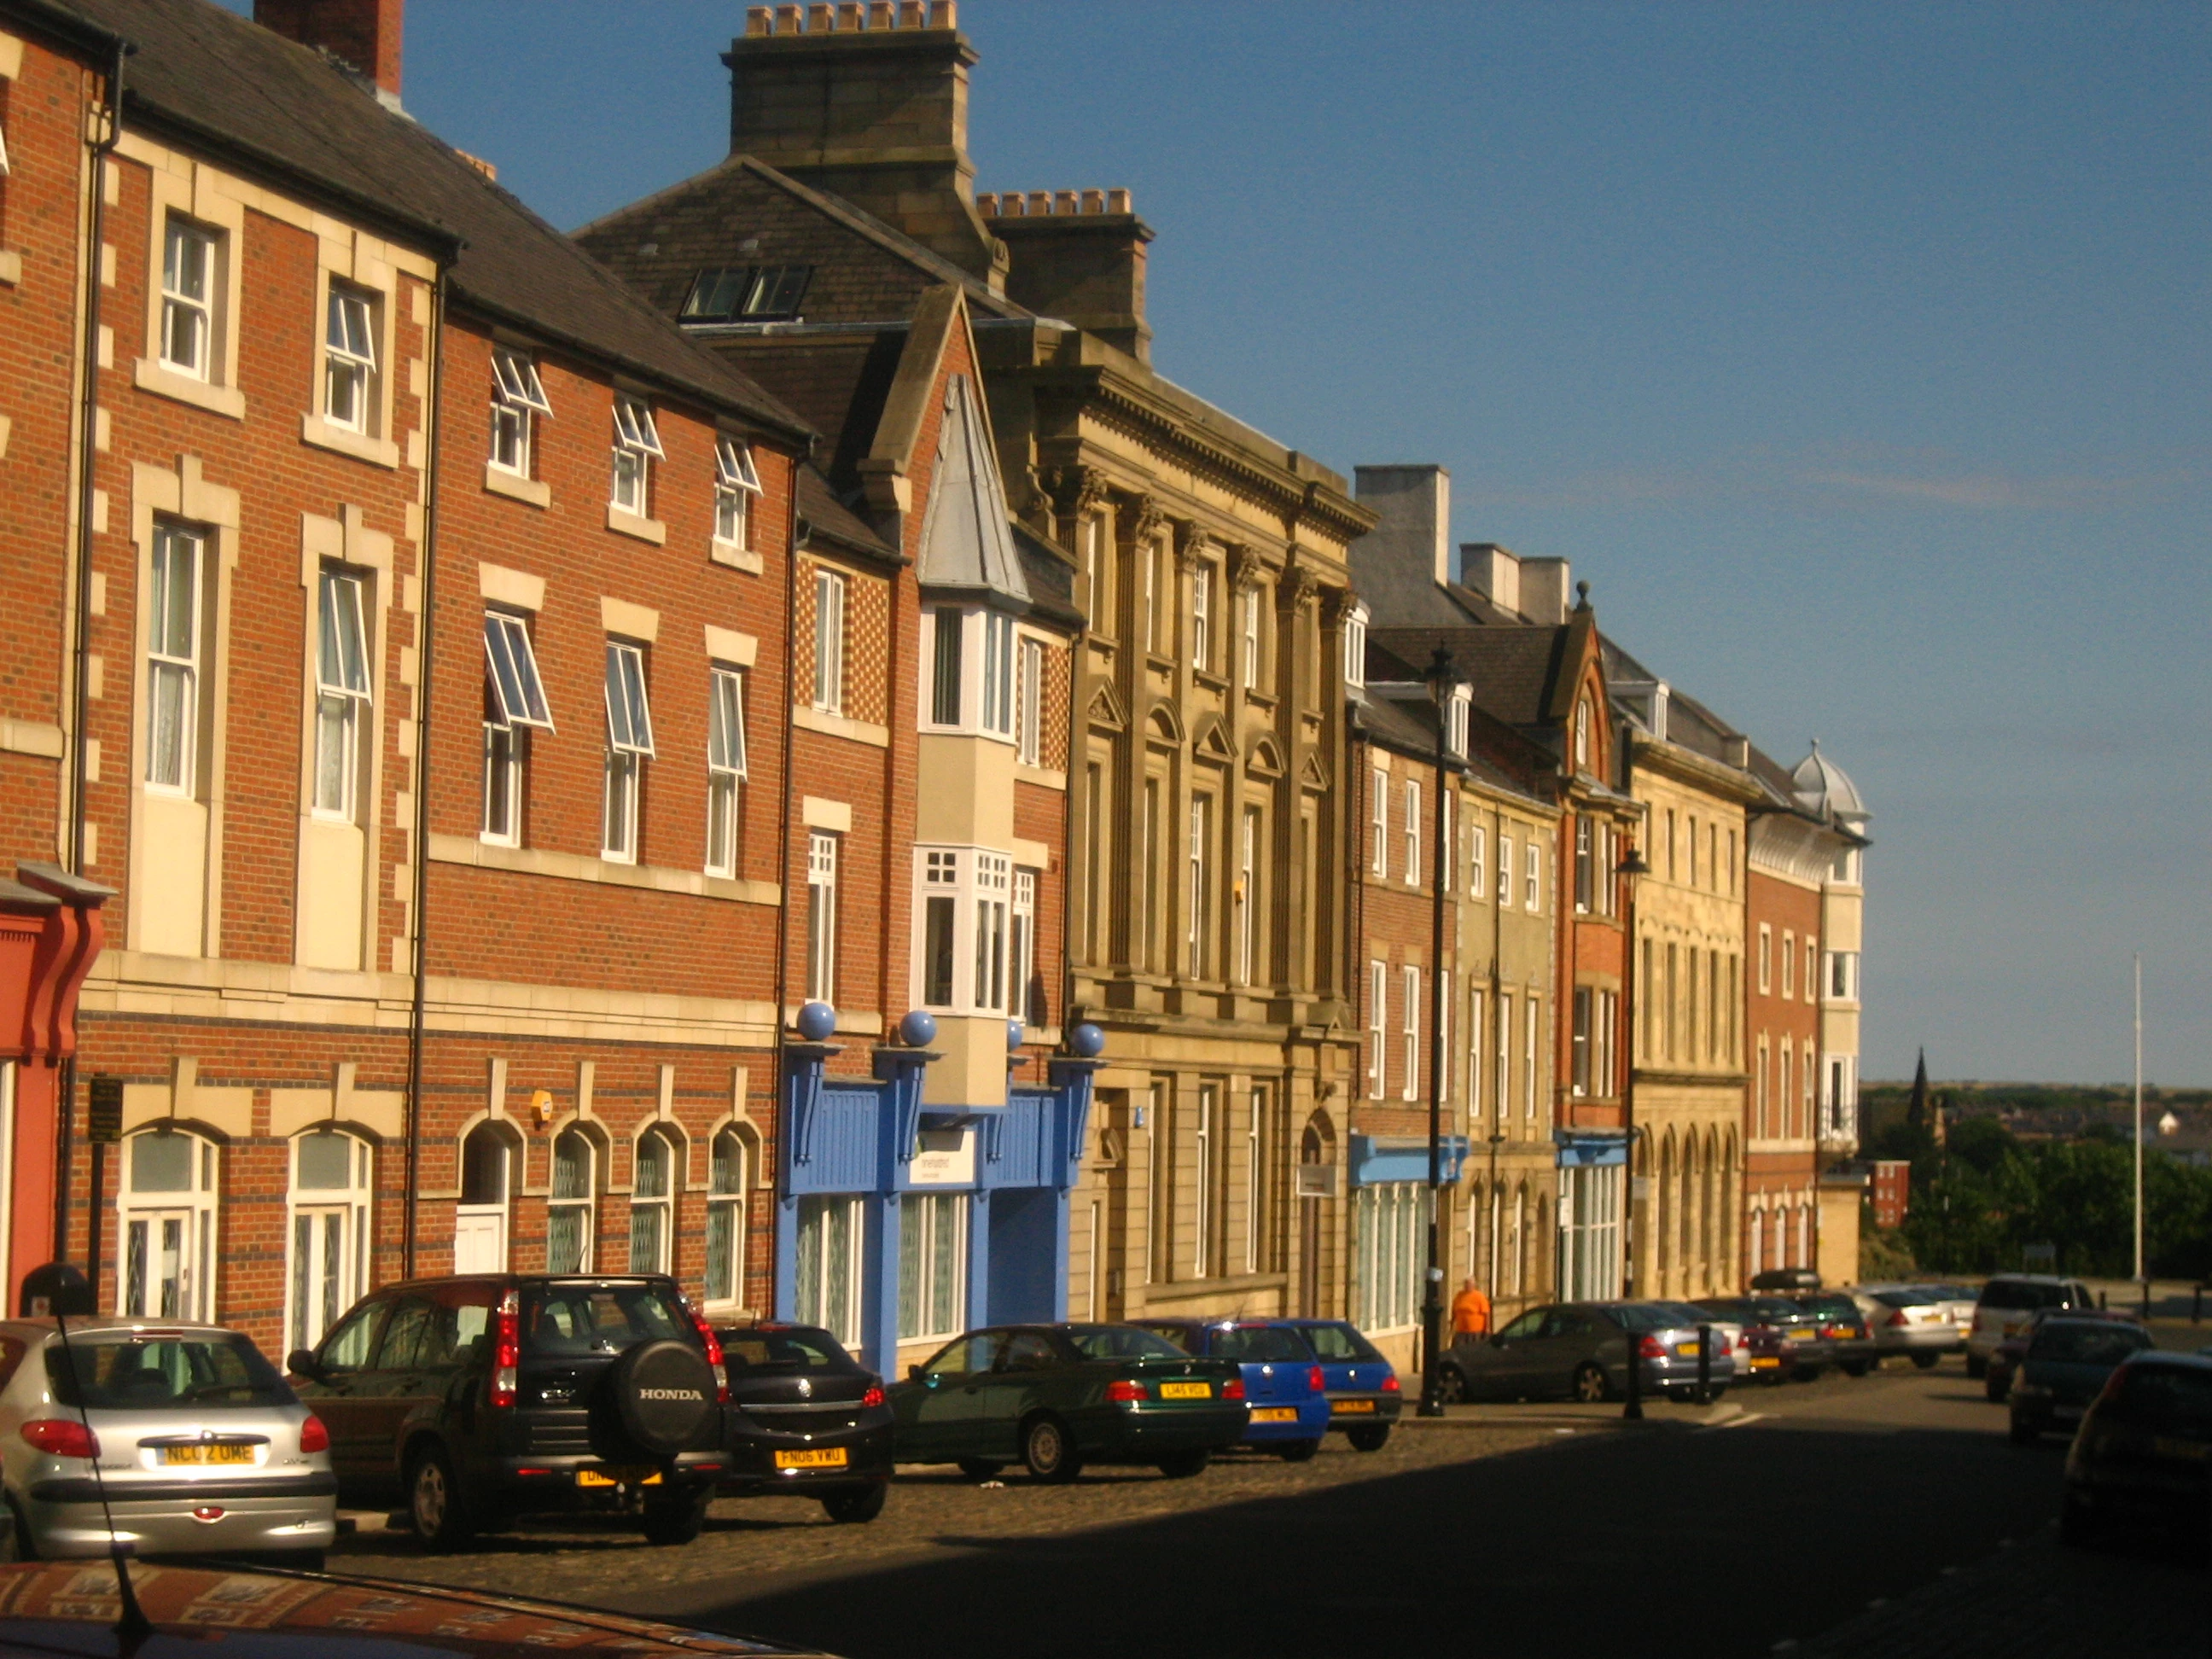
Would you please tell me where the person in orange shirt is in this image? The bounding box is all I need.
[1450,1276,1491,1336]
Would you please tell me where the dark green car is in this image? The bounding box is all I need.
[888,1324,1248,1483]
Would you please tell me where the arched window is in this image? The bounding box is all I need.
[456,1121,516,1273]
[119,1126,218,1320]
[1575,697,1591,770]
[705,1128,748,1307]
[629,1128,678,1274]
[288,1127,371,1355]
[548,1129,596,1273]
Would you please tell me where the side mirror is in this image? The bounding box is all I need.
[905,1365,924,1384]
[286,1348,322,1382]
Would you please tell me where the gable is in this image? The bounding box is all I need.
[915,372,1028,602]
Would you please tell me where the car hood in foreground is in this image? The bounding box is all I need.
[0,1560,835,1656]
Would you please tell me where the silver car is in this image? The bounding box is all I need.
[1435,1301,1738,1405]
[0,1318,335,1565]
[1851,1284,1962,1368]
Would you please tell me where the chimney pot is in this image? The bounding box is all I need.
[899,0,923,25]
[1080,189,1104,214]
[747,6,772,35]
[837,2,863,26]
[1054,190,1079,215]
[975,193,997,217]
[868,0,894,24]
[254,0,405,98]
[776,5,803,33]
[808,3,834,31]
[1107,188,1132,214]
[928,0,956,26]
[1026,190,1051,217]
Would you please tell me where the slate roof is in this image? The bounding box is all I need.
[915,375,1027,600]
[796,466,898,563]
[1371,624,1570,731]
[573,154,1027,329]
[26,0,809,439]
[1601,635,1744,770]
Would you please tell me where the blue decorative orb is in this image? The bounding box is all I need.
[795,1001,837,1042]
[1007,1019,1026,1052]
[1070,1022,1106,1058]
[898,1009,938,1048]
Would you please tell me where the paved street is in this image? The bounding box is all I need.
[332,1360,2204,1657]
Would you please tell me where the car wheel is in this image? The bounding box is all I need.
[1572,1363,1610,1404]
[405,1445,474,1553]
[1021,1415,1083,1484]
[1841,1360,1871,1378]
[1345,1425,1392,1453]
[1665,1386,1691,1404]
[0,1496,33,1563]
[821,1484,888,1524]
[1155,1449,1210,1480]
[956,1458,1004,1482]
[2008,1416,2040,1446]
[1911,1352,1940,1371]
[1435,1366,1467,1406]
[1275,1439,1321,1464]
[640,1487,710,1547]
[1965,1356,1988,1381]
[1985,1372,2011,1404]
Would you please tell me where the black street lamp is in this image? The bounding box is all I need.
[1418,646,1461,1417]
[1615,841,1650,1422]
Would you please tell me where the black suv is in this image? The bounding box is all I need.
[287,1274,727,1551]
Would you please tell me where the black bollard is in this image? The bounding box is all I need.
[1697,1324,1712,1406]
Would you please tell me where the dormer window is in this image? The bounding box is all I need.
[611,396,664,515]
[681,265,812,323]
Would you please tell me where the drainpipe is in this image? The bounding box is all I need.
[402,264,450,1279]
[768,457,806,1316]
[58,38,130,1262]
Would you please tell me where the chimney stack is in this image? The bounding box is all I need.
[979,188,1153,361]
[1459,543,1522,617]
[1516,556,1572,626]
[1353,466,1452,589]
[256,0,404,102]
[726,0,1004,286]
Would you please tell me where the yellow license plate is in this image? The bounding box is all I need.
[1787,1331,1814,1343]
[1250,1407,1298,1423]
[575,1467,662,1488]
[1332,1400,1377,1414]
[159,1444,256,1466]
[1158,1382,1211,1400]
[1751,1357,1779,1369]
[773,1447,849,1470]
[1674,1342,1705,1357]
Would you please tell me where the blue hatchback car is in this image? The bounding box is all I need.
[1279,1318,1401,1451]
[1135,1319,1332,1460]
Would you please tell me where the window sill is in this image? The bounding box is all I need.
[133,358,246,421]
[607,504,667,545]
[0,250,20,287]
[300,412,399,469]
[484,463,550,508]
[1014,762,1067,792]
[1243,689,1278,711]
[1193,669,1228,693]
[710,540,764,574]
[428,833,781,906]
[792,704,889,748]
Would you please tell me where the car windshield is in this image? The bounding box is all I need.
[1609,1304,1686,1334]
[1299,1323,1385,1363]
[1211,1326,1313,1363]
[1872,1289,1937,1309]
[1751,1297,1807,1322]
[2030,1324,2151,1365]
[1068,1326,1188,1361]
[1694,1300,1758,1323]
[1797,1295,1859,1319]
[719,1327,853,1371]
[2110,1365,2212,1435]
[1978,1280,2062,1311]
[522,1282,690,1357]
[48,1333,293,1411]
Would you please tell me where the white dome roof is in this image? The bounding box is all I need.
[1791,741,1869,825]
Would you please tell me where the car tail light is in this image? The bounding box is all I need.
[1823,1324,1848,1339]
[1886,1309,1909,1328]
[491,1287,521,1409]
[21,1419,97,1459]
[1106,1379,1146,1403]
[684,1296,731,1404]
[861,1383,886,1408]
[1223,1378,1246,1401]
[1307,1366,1324,1393]
[1734,1332,1750,1353]
[299,1414,329,1455]
[1380,1374,1400,1392]
[1637,1335,1668,1359]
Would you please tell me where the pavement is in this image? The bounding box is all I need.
[333,1359,2206,1658]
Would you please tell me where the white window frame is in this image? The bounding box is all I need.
[1240,585,1261,691]
[1807,939,1819,1005]
[974,852,1011,1014]
[1011,866,1038,1025]
[1237,805,1261,985]
[312,567,372,822]
[1782,930,1796,999]
[1404,779,1421,886]
[1467,986,1485,1121]
[323,282,378,434]
[1401,964,1421,1102]
[706,665,748,878]
[796,1193,864,1348]
[1498,835,1514,905]
[628,1128,677,1274]
[118,1127,218,1320]
[286,1128,371,1358]
[1342,602,1368,691]
[1191,559,1214,674]
[491,348,550,477]
[714,436,763,550]
[1186,794,1213,980]
[1368,960,1388,1100]
[1015,634,1043,766]
[1371,770,1388,876]
[705,1128,748,1308]
[548,1130,596,1273]
[146,522,205,795]
[1447,688,1471,759]
[812,568,847,714]
[1495,993,1513,1126]
[1439,968,1453,1105]
[1470,823,1486,899]
[1525,841,1542,912]
[899,1190,968,1342]
[807,832,840,1004]
[1524,995,1540,1118]
[981,611,1015,737]
[1194,1084,1217,1278]
[1354,1181,1424,1332]
[160,215,218,381]
[1441,789,1456,894]
[611,395,664,515]
[602,640,655,864]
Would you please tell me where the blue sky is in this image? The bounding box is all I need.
[225,1,2209,1085]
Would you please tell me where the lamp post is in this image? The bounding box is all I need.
[1418,647,1460,1417]
[1615,841,1650,1422]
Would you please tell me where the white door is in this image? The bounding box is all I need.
[454,1205,507,1273]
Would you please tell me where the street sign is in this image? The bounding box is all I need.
[86,1075,123,1144]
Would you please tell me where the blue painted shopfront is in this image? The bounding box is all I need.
[775,1037,1098,1377]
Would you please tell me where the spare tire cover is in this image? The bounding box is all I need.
[604,1339,717,1458]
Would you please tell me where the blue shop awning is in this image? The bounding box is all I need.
[1348,1133,1469,1187]
[1554,1129,1629,1168]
